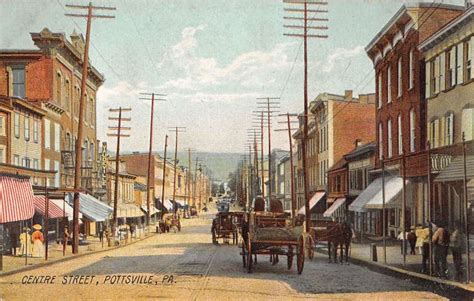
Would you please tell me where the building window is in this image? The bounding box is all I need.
[0,147,4,163]
[65,79,71,111]
[56,72,62,103]
[387,66,392,103]
[12,66,26,98]
[397,57,402,98]
[456,43,464,85]
[410,109,416,152]
[22,157,30,168]
[430,59,437,95]
[33,159,39,170]
[445,113,454,146]
[398,114,402,155]
[439,52,445,92]
[387,119,392,158]
[0,114,5,136]
[33,119,38,143]
[430,120,437,148]
[377,73,382,108]
[466,38,473,81]
[44,119,50,149]
[448,47,456,88]
[379,122,383,160]
[54,122,60,152]
[409,49,414,90]
[54,161,60,187]
[24,116,30,141]
[13,155,20,166]
[14,113,20,138]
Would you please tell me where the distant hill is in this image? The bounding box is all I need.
[114,151,243,182]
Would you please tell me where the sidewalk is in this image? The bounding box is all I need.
[0,226,155,275]
[315,239,474,293]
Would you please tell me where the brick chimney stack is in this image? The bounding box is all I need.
[344,90,353,101]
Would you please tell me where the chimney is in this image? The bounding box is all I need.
[355,139,362,147]
[344,90,353,101]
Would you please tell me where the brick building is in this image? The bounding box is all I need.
[0,28,105,193]
[364,3,463,234]
[293,90,375,216]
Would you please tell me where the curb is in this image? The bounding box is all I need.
[315,247,474,300]
[0,233,157,277]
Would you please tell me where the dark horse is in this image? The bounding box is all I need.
[326,222,352,264]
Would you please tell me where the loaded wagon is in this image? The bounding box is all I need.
[211,211,245,244]
[241,212,305,274]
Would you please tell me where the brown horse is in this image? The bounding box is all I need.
[326,222,352,264]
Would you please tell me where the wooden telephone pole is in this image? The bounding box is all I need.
[275,113,299,217]
[257,97,280,201]
[168,127,186,215]
[65,1,115,254]
[284,0,328,231]
[139,92,166,226]
[160,135,168,220]
[107,107,131,241]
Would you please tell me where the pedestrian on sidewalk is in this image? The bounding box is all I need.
[9,227,18,256]
[98,223,104,243]
[450,222,465,281]
[420,225,430,273]
[433,222,450,278]
[407,227,417,255]
[415,224,424,255]
[31,224,45,258]
[63,226,70,254]
[19,227,32,257]
[397,230,409,255]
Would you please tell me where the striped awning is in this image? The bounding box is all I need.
[298,191,325,215]
[140,204,160,215]
[33,196,66,219]
[0,176,35,223]
[50,199,83,223]
[323,198,346,218]
[434,155,474,182]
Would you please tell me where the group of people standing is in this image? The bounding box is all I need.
[14,224,45,258]
[398,222,466,280]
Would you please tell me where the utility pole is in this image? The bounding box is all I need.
[284,0,328,231]
[160,135,168,220]
[184,148,196,207]
[65,1,116,254]
[139,92,166,226]
[168,127,186,215]
[275,113,299,217]
[107,107,131,242]
[193,157,201,211]
[251,112,267,201]
[257,97,280,202]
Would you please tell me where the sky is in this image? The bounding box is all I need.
[0,0,466,154]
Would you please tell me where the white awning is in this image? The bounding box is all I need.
[117,203,145,218]
[349,176,406,212]
[323,198,346,217]
[140,204,160,215]
[50,199,83,223]
[164,199,174,210]
[297,191,325,215]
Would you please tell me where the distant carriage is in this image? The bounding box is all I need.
[305,219,352,264]
[162,213,181,233]
[211,211,245,244]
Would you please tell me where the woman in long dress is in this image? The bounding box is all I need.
[31,225,45,258]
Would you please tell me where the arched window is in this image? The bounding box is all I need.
[387,118,392,158]
[378,122,383,160]
[397,114,403,154]
[56,72,62,103]
[64,79,70,111]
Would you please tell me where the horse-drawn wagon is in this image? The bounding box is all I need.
[305,219,352,264]
[241,212,305,274]
[211,211,245,244]
[162,213,181,233]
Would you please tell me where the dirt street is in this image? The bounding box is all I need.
[0,210,447,300]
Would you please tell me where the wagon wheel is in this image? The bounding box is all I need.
[287,246,293,270]
[305,234,314,260]
[297,236,305,274]
[242,240,247,268]
[247,236,253,273]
